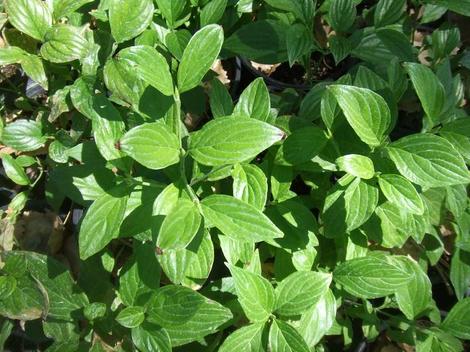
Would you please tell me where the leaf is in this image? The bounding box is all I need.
[233,78,270,122]
[131,323,171,352]
[219,323,266,352]
[378,174,424,215]
[1,119,46,152]
[155,0,188,27]
[40,25,90,63]
[336,154,375,179]
[52,0,94,19]
[269,319,309,352]
[441,297,470,340]
[344,178,379,232]
[209,78,233,118]
[329,0,356,32]
[189,116,283,166]
[394,256,432,320]
[1,154,30,186]
[120,122,180,170]
[200,0,227,27]
[286,23,313,67]
[118,45,173,96]
[0,276,17,300]
[109,0,154,43]
[147,285,232,346]
[275,126,328,166]
[328,85,391,146]
[116,306,145,328]
[274,271,332,316]
[386,134,470,188]
[374,0,406,27]
[297,289,337,348]
[404,63,445,127]
[79,187,130,259]
[228,264,275,322]
[201,194,283,243]
[224,20,288,64]
[232,163,268,211]
[157,199,201,250]
[333,254,414,298]
[177,24,224,93]
[5,0,52,41]
[0,46,27,65]
[21,54,48,90]
[426,0,470,17]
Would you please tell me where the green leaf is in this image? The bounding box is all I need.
[394,256,432,320]
[189,116,283,166]
[224,20,288,65]
[200,0,227,27]
[219,323,266,352]
[1,154,30,185]
[209,78,233,118]
[329,0,356,32]
[228,264,275,322]
[264,0,314,24]
[40,25,90,63]
[5,0,52,41]
[328,85,391,146]
[109,0,154,43]
[116,306,145,328]
[0,46,27,65]
[233,78,270,122]
[0,276,17,300]
[275,126,328,166]
[441,297,470,340]
[404,62,445,127]
[131,323,171,352]
[232,163,268,211]
[120,122,180,170]
[336,154,375,179]
[157,199,201,250]
[147,285,232,346]
[446,185,468,218]
[286,24,313,67]
[378,174,425,215]
[344,178,379,232]
[201,194,283,243]
[333,254,414,298]
[21,54,48,90]
[427,0,470,17]
[297,289,337,348]
[269,319,309,352]
[118,45,173,96]
[177,24,224,93]
[374,0,406,27]
[155,0,188,27]
[79,187,130,259]
[386,134,470,188]
[52,0,93,19]
[274,271,332,316]
[1,119,46,152]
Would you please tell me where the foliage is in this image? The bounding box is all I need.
[1,0,470,351]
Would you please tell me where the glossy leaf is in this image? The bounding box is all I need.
[228,264,275,322]
[232,163,268,211]
[1,120,46,152]
[442,297,470,340]
[200,0,227,27]
[40,25,90,63]
[118,45,173,96]
[201,194,283,243]
[131,323,171,352]
[189,116,283,166]
[120,122,180,170]
[336,154,375,179]
[5,0,52,41]
[1,154,30,186]
[116,306,145,328]
[387,134,470,187]
[329,85,391,146]
[333,254,414,298]
[157,199,201,250]
[269,319,309,352]
[378,174,425,215]
[219,323,266,352]
[233,78,270,121]
[177,25,224,93]
[109,0,154,43]
[274,271,332,316]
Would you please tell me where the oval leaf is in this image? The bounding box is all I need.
[378,174,424,215]
[109,0,154,43]
[336,154,375,179]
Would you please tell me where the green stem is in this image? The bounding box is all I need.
[179,150,202,211]
[189,164,229,186]
[173,87,182,147]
